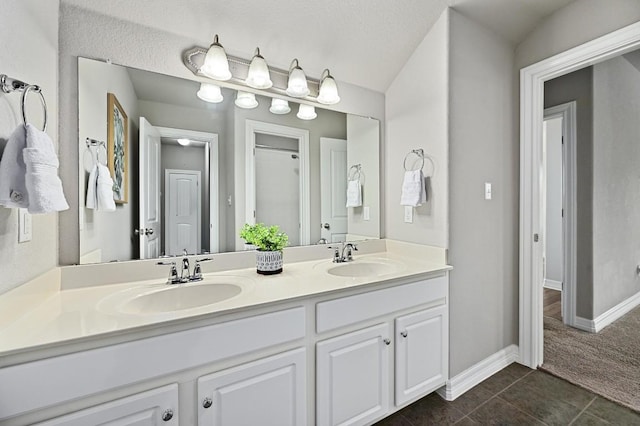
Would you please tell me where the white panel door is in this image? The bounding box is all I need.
[316,323,390,426]
[320,138,348,243]
[395,306,448,406]
[36,384,178,426]
[197,348,306,426]
[165,169,201,256]
[139,117,162,259]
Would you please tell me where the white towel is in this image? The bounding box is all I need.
[0,125,29,208]
[86,164,98,209]
[400,170,427,207]
[96,164,116,211]
[22,124,69,214]
[346,179,362,207]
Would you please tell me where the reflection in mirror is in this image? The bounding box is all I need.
[78,57,380,264]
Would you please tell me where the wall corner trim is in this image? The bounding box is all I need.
[576,290,640,333]
[436,344,520,401]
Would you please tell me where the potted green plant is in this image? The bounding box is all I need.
[240,223,289,274]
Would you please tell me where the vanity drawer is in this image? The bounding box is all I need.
[316,276,447,333]
[0,306,305,420]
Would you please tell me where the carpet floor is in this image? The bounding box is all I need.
[541,306,640,413]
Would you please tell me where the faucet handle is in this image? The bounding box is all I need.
[190,258,214,282]
[327,246,342,263]
[157,261,181,284]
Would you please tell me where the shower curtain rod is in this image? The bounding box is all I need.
[255,144,299,154]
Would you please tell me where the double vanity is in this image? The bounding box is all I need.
[0,240,451,425]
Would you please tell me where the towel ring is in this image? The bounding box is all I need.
[403,149,424,171]
[21,84,47,132]
[348,164,362,180]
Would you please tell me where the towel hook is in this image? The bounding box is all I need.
[403,149,424,171]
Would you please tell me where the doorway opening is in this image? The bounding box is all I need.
[519,23,640,368]
[245,120,310,246]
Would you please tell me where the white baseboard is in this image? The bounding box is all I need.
[437,345,520,401]
[543,279,562,291]
[574,290,640,333]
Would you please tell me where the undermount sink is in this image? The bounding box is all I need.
[327,260,401,278]
[120,283,242,314]
[98,276,251,315]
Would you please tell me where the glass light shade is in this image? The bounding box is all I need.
[317,71,340,104]
[269,98,291,115]
[235,91,258,109]
[177,138,190,146]
[286,60,310,97]
[297,104,317,120]
[200,35,232,81]
[246,49,273,89]
[196,83,224,103]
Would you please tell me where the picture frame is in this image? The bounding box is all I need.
[107,92,129,204]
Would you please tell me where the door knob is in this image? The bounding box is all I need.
[400,331,408,338]
[134,228,143,236]
[202,397,213,408]
[145,228,154,235]
[323,223,330,230]
[161,409,173,421]
[383,338,391,345]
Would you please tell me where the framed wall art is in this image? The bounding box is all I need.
[107,92,128,204]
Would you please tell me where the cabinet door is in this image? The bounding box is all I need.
[36,384,178,426]
[395,305,448,406]
[197,348,306,426]
[316,323,391,426]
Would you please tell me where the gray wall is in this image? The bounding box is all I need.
[544,117,563,284]
[0,0,59,293]
[385,10,449,248]
[78,58,139,263]
[447,10,518,377]
[592,56,640,316]
[544,67,594,319]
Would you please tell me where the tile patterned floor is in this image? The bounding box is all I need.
[375,364,640,425]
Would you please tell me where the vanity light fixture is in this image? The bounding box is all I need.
[269,98,291,115]
[177,138,191,146]
[297,104,317,120]
[235,91,258,109]
[317,69,340,105]
[246,48,273,89]
[196,83,224,103]
[286,59,310,98]
[200,35,232,81]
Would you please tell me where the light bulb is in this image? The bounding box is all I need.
[235,91,258,109]
[196,83,224,103]
[286,59,310,98]
[200,35,232,81]
[297,104,317,120]
[269,98,291,115]
[246,48,273,89]
[317,69,340,104]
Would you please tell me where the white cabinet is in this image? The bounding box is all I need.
[395,306,448,406]
[36,384,178,426]
[316,323,391,426]
[197,348,306,426]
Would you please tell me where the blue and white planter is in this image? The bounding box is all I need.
[255,250,283,275]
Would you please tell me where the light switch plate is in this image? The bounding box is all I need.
[363,206,370,221]
[485,182,492,200]
[404,206,413,223]
[18,208,32,243]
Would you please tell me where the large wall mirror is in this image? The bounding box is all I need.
[78,57,380,264]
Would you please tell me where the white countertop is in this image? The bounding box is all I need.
[0,240,450,363]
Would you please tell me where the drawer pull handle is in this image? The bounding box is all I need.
[203,397,213,409]
[401,331,408,338]
[162,409,174,421]
[383,338,391,345]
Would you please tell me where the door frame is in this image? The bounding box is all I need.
[164,169,202,256]
[245,119,311,245]
[519,22,640,368]
[156,127,219,253]
[543,102,576,327]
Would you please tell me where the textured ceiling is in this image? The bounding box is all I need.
[62,0,575,92]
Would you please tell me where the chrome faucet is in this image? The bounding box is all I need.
[157,255,214,284]
[328,242,358,263]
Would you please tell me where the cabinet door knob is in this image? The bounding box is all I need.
[203,397,213,409]
[401,331,408,338]
[383,338,391,345]
[161,409,174,421]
